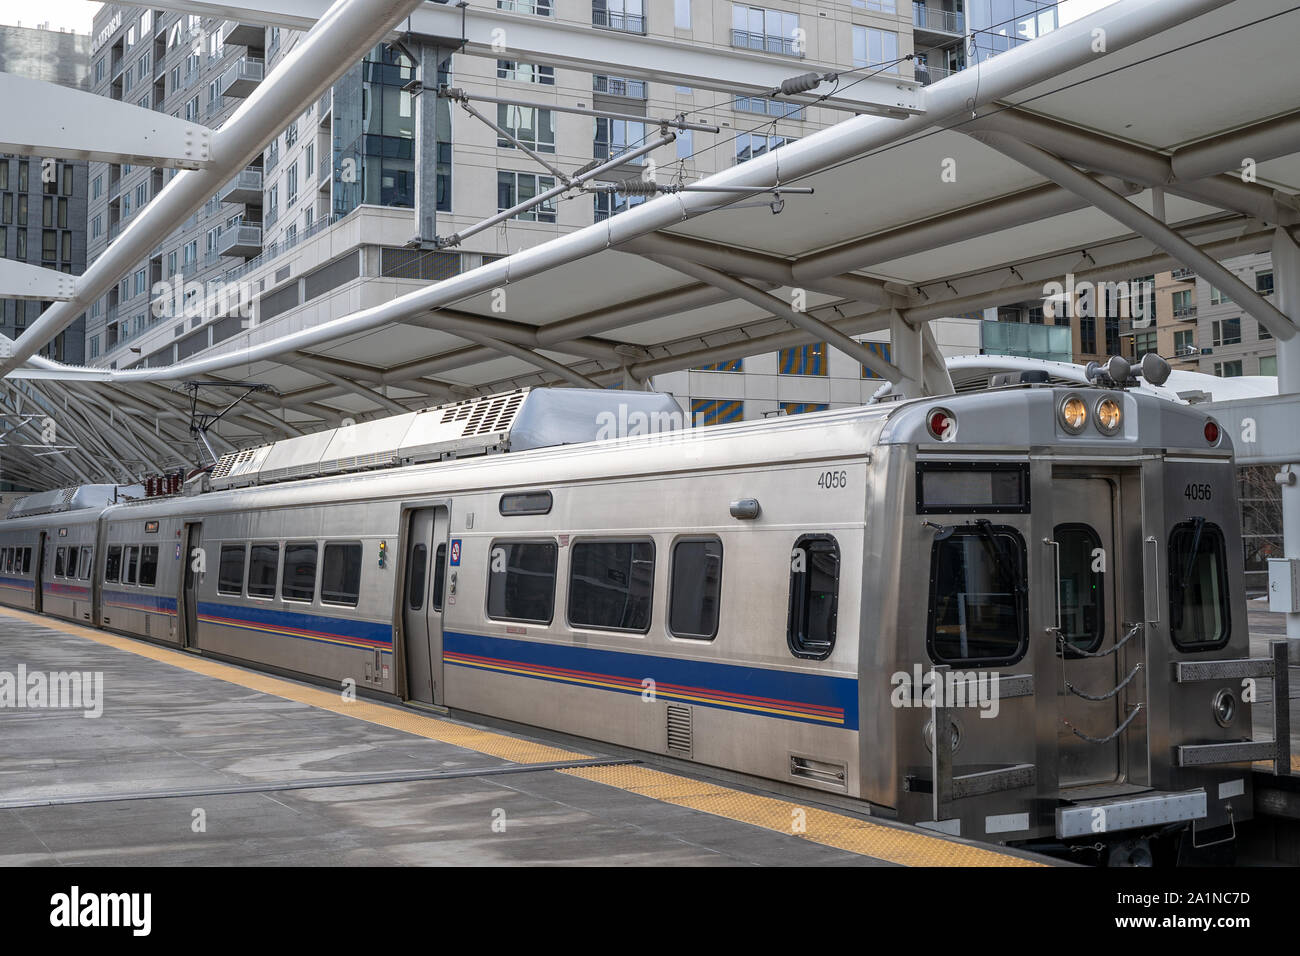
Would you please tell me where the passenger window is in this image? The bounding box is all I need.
[65,546,79,580]
[321,542,362,607]
[248,544,279,598]
[124,547,139,585]
[54,547,66,578]
[282,542,318,602]
[105,546,122,583]
[1,548,9,572]
[927,524,1028,665]
[1168,519,1229,650]
[24,549,32,574]
[669,537,722,640]
[139,546,159,588]
[431,544,447,612]
[79,547,93,580]
[568,540,654,633]
[1055,524,1103,653]
[788,535,840,659]
[407,544,428,610]
[218,545,246,596]
[487,540,557,625]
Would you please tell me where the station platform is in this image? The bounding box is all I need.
[0,607,1052,867]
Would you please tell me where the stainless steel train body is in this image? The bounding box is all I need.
[0,384,1273,855]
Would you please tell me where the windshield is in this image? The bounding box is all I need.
[928,525,1027,664]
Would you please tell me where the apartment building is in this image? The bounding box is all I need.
[0,23,90,364]
[1195,252,1280,378]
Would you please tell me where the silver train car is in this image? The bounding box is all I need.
[0,383,1284,863]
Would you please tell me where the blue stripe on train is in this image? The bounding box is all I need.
[196,600,393,652]
[443,630,859,729]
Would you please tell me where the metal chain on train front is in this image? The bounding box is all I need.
[1057,622,1142,659]
[1064,704,1144,744]
[1065,662,1143,702]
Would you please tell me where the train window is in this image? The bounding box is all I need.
[788,535,840,660]
[105,546,122,583]
[669,537,723,640]
[321,543,362,607]
[282,542,318,602]
[124,547,139,586]
[1055,524,1103,653]
[486,540,557,625]
[1,548,9,572]
[407,544,428,610]
[54,547,66,578]
[1168,519,1230,651]
[218,546,247,596]
[79,547,93,580]
[248,544,279,599]
[24,549,32,574]
[500,491,553,516]
[927,524,1028,665]
[431,544,447,612]
[65,546,79,580]
[139,546,159,588]
[568,539,655,633]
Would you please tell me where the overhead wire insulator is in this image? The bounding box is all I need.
[606,179,663,196]
[779,71,832,96]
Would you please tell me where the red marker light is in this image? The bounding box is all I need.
[1204,420,1220,444]
[927,408,957,441]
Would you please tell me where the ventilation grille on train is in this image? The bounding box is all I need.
[666,705,692,757]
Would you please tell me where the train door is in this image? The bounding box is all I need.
[180,522,203,649]
[1050,473,1142,790]
[402,506,450,704]
[33,532,45,613]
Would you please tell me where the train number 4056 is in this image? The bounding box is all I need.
[1184,483,1212,501]
[817,470,849,489]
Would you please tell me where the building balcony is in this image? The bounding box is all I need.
[1173,305,1198,320]
[730,30,802,56]
[913,2,965,42]
[219,167,263,205]
[220,56,264,99]
[593,75,647,99]
[1171,267,1195,280]
[216,224,262,259]
[318,89,332,120]
[319,155,330,184]
[913,60,955,86]
[592,8,645,33]
[223,20,265,49]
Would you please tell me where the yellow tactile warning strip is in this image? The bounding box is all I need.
[4,605,1049,864]
[559,764,1048,867]
[0,606,588,764]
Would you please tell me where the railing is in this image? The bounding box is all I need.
[592,8,645,33]
[1174,305,1198,319]
[264,206,279,228]
[220,166,263,201]
[319,155,330,182]
[593,75,647,98]
[318,88,332,117]
[219,212,342,283]
[1171,267,1195,280]
[913,61,955,85]
[220,56,264,96]
[216,224,263,256]
[913,2,964,35]
[730,29,801,56]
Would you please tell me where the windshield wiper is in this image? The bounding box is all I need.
[975,518,1025,597]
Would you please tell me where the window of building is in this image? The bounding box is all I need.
[497,0,553,15]
[854,0,895,9]
[1168,519,1229,650]
[497,61,555,84]
[281,542,318,602]
[669,537,722,639]
[788,534,839,659]
[733,95,803,119]
[852,25,898,68]
[1174,329,1195,355]
[593,0,645,32]
[778,342,827,375]
[927,525,1027,665]
[486,540,557,623]
[497,172,557,223]
[568,539,655,632]
[732,4,800,55]
[286,163,298,207]
[674,0,691,28]
[690,398,743,426]
[1132,330,1158,357]
[735,132,796,164]
[593,190,646,221]
[1172,288,1194,317]
[1260,355,1277,376]
[497,105,556,153]
[248,544,280,598]
[1209,285,1234,305]
[592,74,645,98]
[1257,270,1274,296]
[1212,317,1241,347]
[594,117,646,164]
[1214,360,1243,377]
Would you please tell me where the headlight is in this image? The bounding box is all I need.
[1059,394,1088,434]
[1095,397,1123,435]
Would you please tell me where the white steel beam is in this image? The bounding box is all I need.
[0,259,77,301]
[0,73,213,169]
[144,0,924,115]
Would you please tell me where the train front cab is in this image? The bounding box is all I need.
[885,386,1288,864]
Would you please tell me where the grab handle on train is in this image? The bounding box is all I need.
[1143,535,1161,625]
[1043,538,1061,635]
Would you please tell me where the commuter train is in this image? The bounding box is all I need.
[0,375,1284,864]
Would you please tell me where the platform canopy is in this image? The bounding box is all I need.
[3,0,1300,489]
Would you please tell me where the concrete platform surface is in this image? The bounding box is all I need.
[0,607,1048,867]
